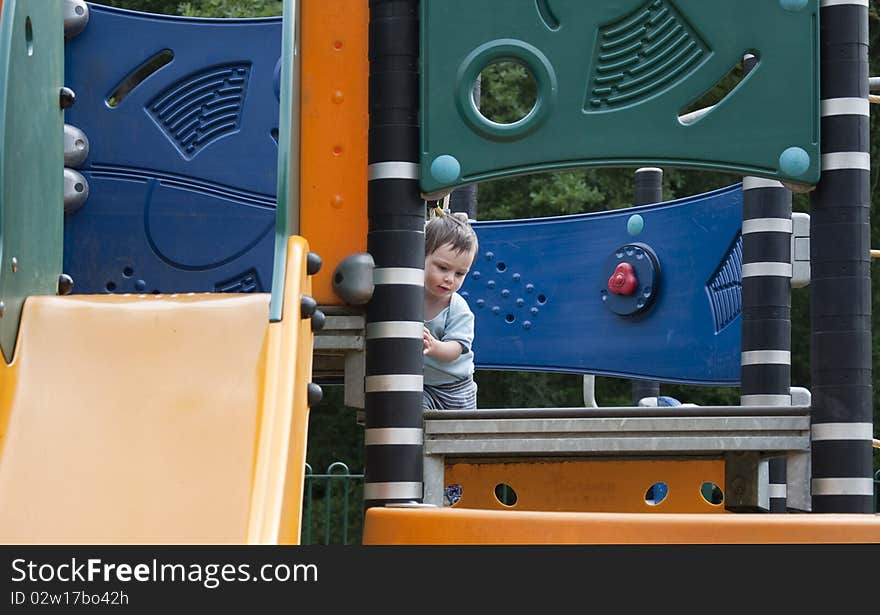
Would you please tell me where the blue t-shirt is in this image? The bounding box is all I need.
[424,292,475,386]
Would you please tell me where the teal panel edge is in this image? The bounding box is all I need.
[420,0,820,196]
[0,0,65,363]
[270,0,300,323]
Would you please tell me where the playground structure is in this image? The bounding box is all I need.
[0,0,878,544]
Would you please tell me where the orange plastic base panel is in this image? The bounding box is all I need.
[363,508,880,545]
[445,459,726,513]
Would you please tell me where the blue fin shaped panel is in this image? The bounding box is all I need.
[63,5,280,294]
[464,184,743,385]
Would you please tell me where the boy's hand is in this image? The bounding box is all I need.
[423,326,437,356]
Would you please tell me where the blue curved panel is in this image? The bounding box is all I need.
[63,5,280,293]
[464,184,743,385]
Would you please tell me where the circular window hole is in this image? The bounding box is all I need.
[105,281,116,292]
[700,481,724,505]
[504,313,515,323]
[494,483,517,507]
[443,484,462,506]
[122,267,134,278]
[496,262,507,272]
[645,482,668,505]
[476,60,537,125]
[334,272,343,285]
[536,294,547,305]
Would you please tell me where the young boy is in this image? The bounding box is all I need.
[423,211,479,410]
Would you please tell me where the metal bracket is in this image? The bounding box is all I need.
[311,307,366,413]
[791,212,810,288]
[724,452,769,512]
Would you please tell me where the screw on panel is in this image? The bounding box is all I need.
[59,87,76,109]
[301,295,317,318]
[57,274,74,295]
[11,257,19,273]
[307,252,323,275]
[307,383,323,407]
[311,310,326,332]
[0,301,5,317]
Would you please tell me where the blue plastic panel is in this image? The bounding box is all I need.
[63,5,280,294]
[464,184,743,384]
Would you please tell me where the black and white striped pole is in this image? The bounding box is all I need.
[363,0,424,509]
[738,50,793,513]
[740,174,792,513]
[631,167,662,405]
[809,0,873,513]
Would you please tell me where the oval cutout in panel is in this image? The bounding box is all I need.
[494,483,518,506]
[106,49,174,108]
[679,51,760,125]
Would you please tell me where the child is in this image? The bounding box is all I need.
[423,209,479,410]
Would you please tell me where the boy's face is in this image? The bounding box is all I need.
[425,243,475,301]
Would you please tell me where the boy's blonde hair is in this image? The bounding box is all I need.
[425,210,478,259]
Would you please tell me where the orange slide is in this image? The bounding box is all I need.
[0,238,316,544]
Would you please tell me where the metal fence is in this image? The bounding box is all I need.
[302,462,364,545]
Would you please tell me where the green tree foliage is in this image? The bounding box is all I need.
[178,0,282,18]
[97,0,181,14]
[96,0,281,17]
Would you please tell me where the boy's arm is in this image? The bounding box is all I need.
[423,329,464,361]
[423,296,474,362]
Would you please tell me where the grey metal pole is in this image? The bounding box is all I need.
[364,0,424,509]
[809,0,873,513]
[631,167,662,405]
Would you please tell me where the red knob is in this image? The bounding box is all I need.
[608,262,638,296]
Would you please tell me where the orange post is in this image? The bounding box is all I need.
[299,0,369,305]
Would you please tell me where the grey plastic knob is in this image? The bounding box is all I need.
[332,253,375,305]
[64,124,89,168]
[64,0,90,39]
[64,168,89,213]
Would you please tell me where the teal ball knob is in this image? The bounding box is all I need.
[627,214,645,237]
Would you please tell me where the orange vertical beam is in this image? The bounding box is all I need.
[299,0,369,305]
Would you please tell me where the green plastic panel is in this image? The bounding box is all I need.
[0,0,64,362]
[420,0,819,195]
[270,0,299,322]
